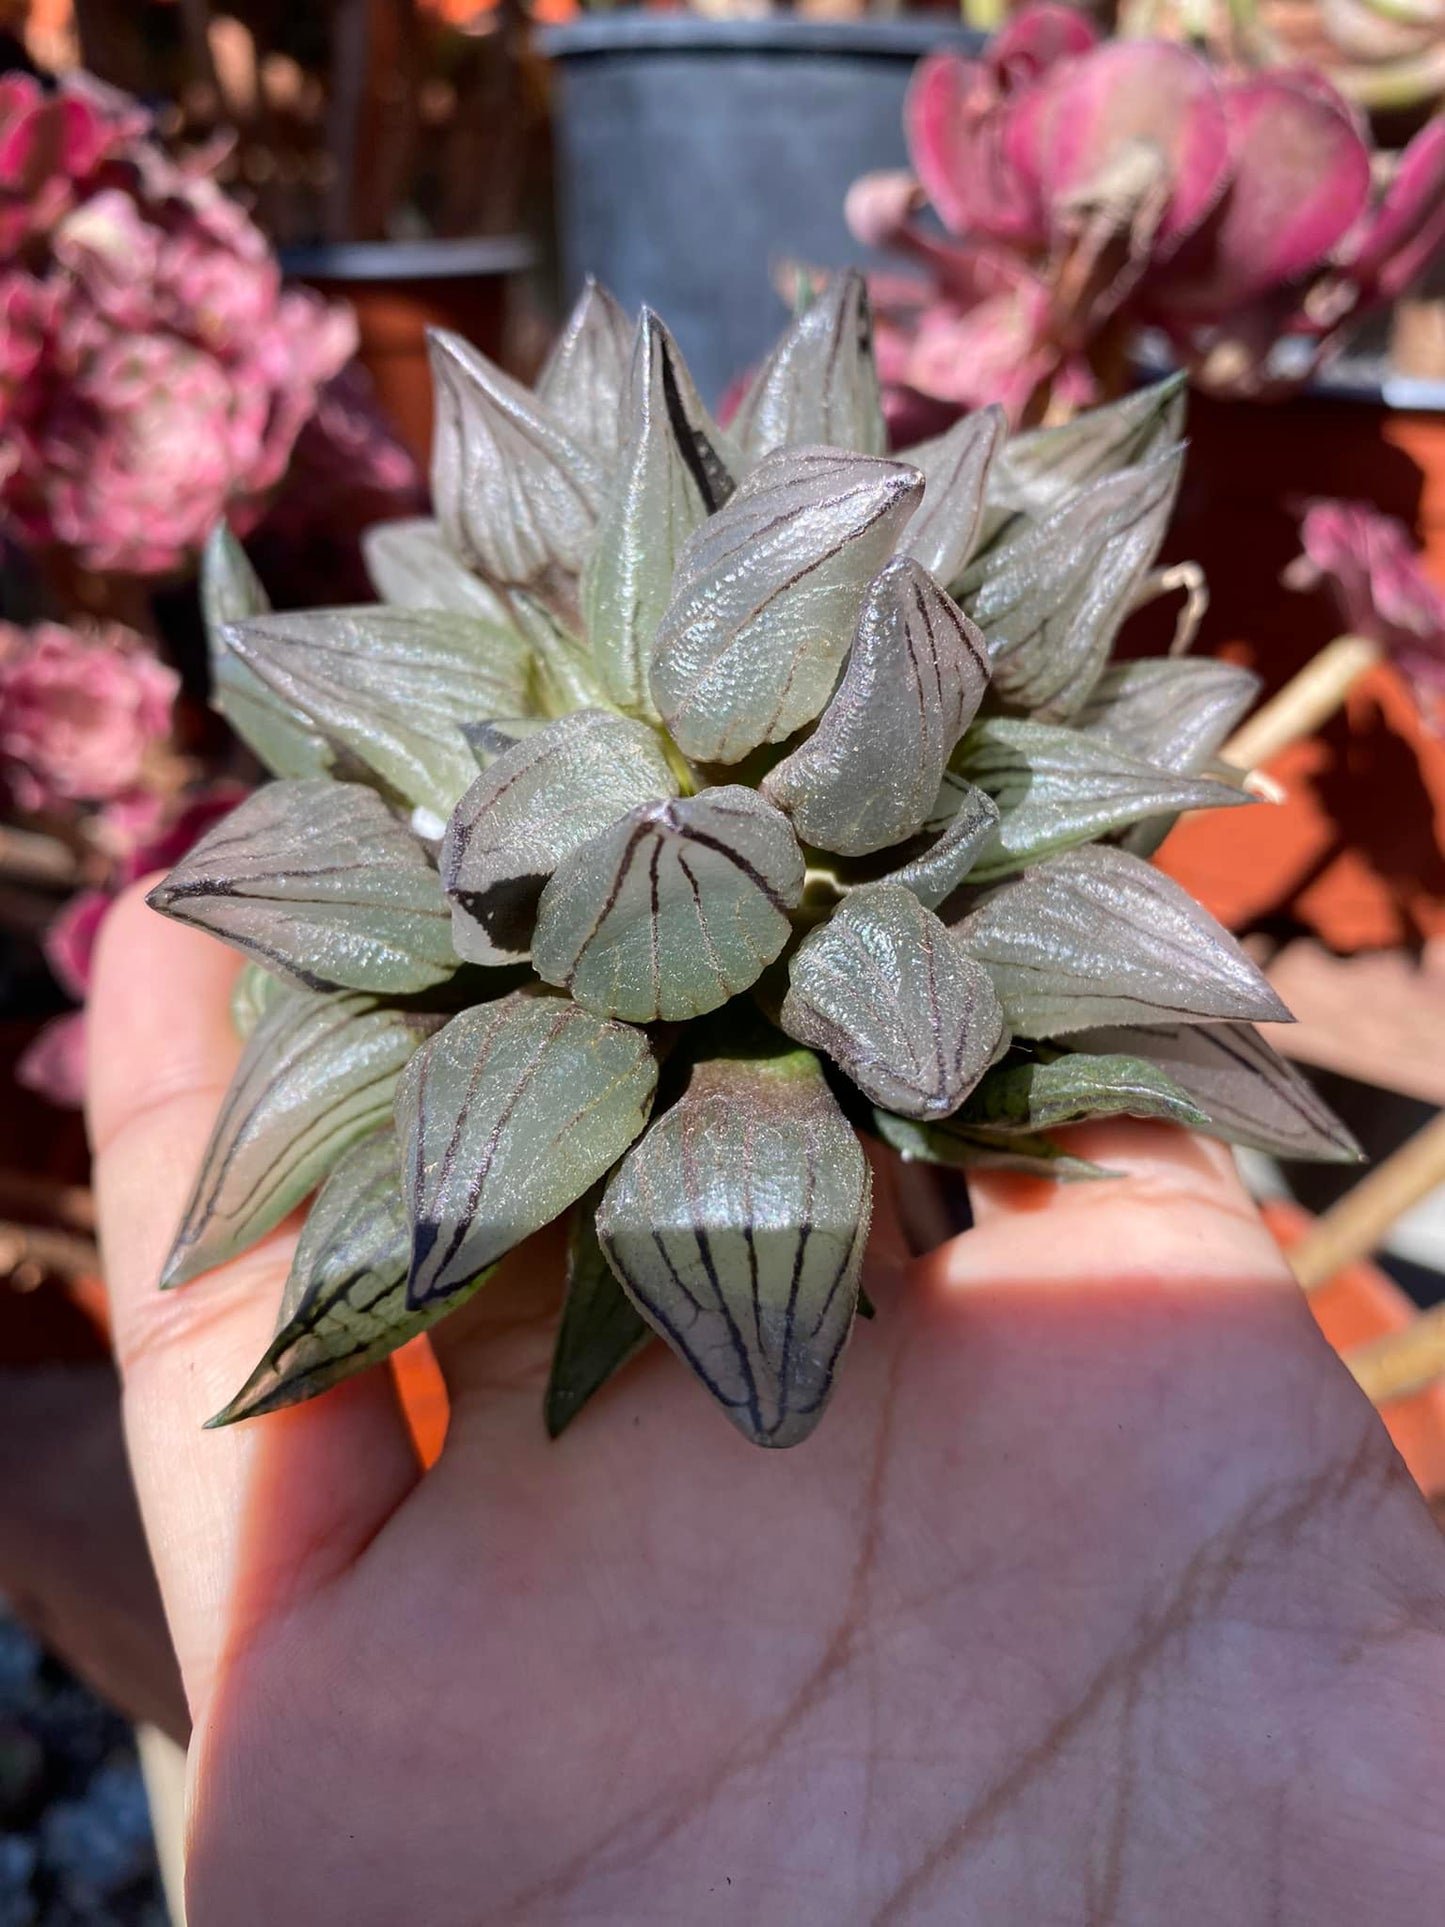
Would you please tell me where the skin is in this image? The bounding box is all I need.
[89,883,1445,1925]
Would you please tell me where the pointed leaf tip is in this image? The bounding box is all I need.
[597,1048,870,1449]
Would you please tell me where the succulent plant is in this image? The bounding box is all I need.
[849,3,1445,424]
[149,274,1359,1451]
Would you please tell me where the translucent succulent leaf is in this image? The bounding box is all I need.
[534,277,634,461]
[728,270,887,461]
[1056,1023,1363,1163]
[583,311,734,718]
[782,882,1006,1120]
[1076,659,1261,773]
[872,779,1000,909]
[953,846,1291,1037]
[223,607,535,818]
[149,779,456,995]
[958,1050,1209,1136]
[207,1128,492,1426]
[955,717,1251,881]
[459,717,552,767]
[441,709,679,966]
[596,1046,870,1449]
[362,517,518,628]
[428,328,607,622]
[898,404,1006,587]
[962,451,1182,720]
[649,447,922,763]
[202,526,330,781]
[762,558,990,856]
[508,592,610,718]
[544,1186,651,1439]
[874,1108,1112,1181]
[986,375,1187,529]
[162,992,441,1289]
[533,786,805,1022]
[398,993,657,1308]
[230,962,285,1041]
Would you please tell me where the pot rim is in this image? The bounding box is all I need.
[279,236,536,283]
[540,17,982,62]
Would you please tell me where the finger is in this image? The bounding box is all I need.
[88,883,419,1716]
[928,1119,1296,1296]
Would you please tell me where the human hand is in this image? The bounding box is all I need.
[89,884,1445,1925]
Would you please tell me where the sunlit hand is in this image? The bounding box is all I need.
[89,884,1445,1925]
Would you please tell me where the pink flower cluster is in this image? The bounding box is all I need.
[850,5,1445,423]
[0,72,356,575]
[0,618,177,815]
[1286,500,1445,728]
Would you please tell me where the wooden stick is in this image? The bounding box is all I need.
[1291,1109,1445,1293]
[1343,1302,1445,1407]
[1223,633,1381,771]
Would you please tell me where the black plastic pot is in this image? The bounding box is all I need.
[541,16,976,404]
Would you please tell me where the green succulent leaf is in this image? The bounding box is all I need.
[899,404,1006,587]
[961,450,1182,720]
[149,779,456,994]
[533,277,635,462]
[583,310,733,718]
[459,717,553,767]
[398,993,657,1308]
[953,846,1292,1037]
[202,526,332,780]
[873,1108,1114,1180]
[428,328,607,623]
[728,269,887,461]
[533,786,804,1022]
[958,1049,1209,1135]
[362,516,520,628]
[544,1186,652,1439]
[871,779,1001,908]
[1056,1023,1363,1163]
[955,717,1252,881]
[223,606,535,818]
[597,1045,870,1449]
[162,992,440,1289]
[986,375,1187,529]
[441,709,679,965]
[761,557,990,856]
[230,962,285,1041]
[1076,659,1262,772]
[207,1127,492,1427]
[783,882,1006,1119]
[649,446,922,762]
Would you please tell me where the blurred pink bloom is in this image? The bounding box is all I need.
[0,619,177,813]
[1287,499,1445,726]
[0,71,355,575]
[851,5,1445,423]
[42,887,109,1000]
[16,1011,88,1110]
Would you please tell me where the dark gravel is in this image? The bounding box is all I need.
[0,1612,166,1927]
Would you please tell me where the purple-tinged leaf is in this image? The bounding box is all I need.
[597,1046,870,1449]
[782,882,1007,1120]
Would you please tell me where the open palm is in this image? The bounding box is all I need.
[90,887,1445,1925]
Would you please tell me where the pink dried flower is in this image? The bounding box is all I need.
[16,1011,88,1110]
[1287,499,1445,725]
[42,887,109,1001]
[0,71,355,576]
[0,619,177,814]
[852,5,1445,423]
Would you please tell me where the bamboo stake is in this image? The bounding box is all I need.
[1343,1302,1445,1407]
[1291,1109,1445,1293]
[1222,633,1382,770]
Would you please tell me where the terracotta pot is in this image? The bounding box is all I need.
[282,236,536,465]
[1147,387,1445,951]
